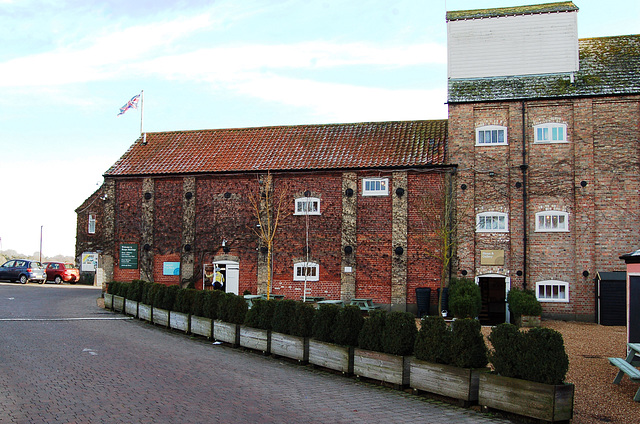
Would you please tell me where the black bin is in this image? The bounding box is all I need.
[415,287,431,318]
[436,287,449,317]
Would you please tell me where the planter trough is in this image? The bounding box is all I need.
[270,332,309,363]
[138,303,152,322]
[309,339,353,375]
[410,358,484,404]
[170,311,190,333]
[214,320,240,347]
[239,326,270,353]
[354,348,410,387]
[190,315,213,339]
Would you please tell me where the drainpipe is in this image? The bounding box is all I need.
[521,101,528,290]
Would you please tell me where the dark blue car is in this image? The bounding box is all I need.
[0,259,46,284]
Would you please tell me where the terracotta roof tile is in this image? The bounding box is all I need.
[105,120,448,177]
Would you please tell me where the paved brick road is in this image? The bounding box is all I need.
[0,284,517,423]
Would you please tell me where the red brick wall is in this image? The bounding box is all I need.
[153,253,181,285]
[113,179,142,281]
[153,179,183,255]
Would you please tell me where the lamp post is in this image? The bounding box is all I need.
[39,226,43,263]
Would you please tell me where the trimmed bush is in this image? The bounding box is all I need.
[489,323,569,385]
[162,285,180,311]
[191,290,207,317]
[358,310,386,352]
[126,280,145,302]
[382,311,417,356]
[245,299,275,330]
[507,288,542,320]
[141,282,154,305]
[332,305,364,347]
[218,292,247,324]
[150,283,165,308]
[414,316,452,364]
[203,290,225,320]
[449,278,482,318]
[272,299,298,334]
[450,318,488,368]
[312,303,341,343]
[175,288,197,314]
[291,301,315,338]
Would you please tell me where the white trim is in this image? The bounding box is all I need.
[476,274,511,323]
[294,197,321,215]
[362,178,389,196]
[293,261,319,281]
[535,211,569,232]
[476,125,507,146]
[533,123,567,144]
[476,212,509,232]
[536,280,569,303]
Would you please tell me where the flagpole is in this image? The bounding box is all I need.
[140,90,146,144]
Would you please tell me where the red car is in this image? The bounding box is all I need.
[44,262,80,284]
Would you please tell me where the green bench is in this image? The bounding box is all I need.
[349,298,380,312]
[609,352,640,402]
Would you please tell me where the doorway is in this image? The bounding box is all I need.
[477,275,509,325]
[212,260,240,295]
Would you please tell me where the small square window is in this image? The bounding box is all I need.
[293,262,319,281]
[362,178,389,196]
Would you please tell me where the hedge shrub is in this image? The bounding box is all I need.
[448,278,482,319]
[126,280,145,302]
[382,311,417,356]
[191,290,207,317]
[358,310,386,352]
[414,316,452,364]
[449,318,488,368]
[244,299,275,330]
[218,292,247,324]
[489,323,569,385]
[175,288,197,314]
[312,303,340,343]
[203,290,225,320]
[291,301,315,338]
[332,305,364,347]
[507,288,542,320]
[272,299,298,334]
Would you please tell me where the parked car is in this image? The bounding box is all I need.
[0,259,46,284]
[44,262,80,284]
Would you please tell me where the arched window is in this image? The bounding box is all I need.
[476,125,507,146]
[536,280,569,302]
[476,212,508,232]
[535,211,569,232]
[294,197,321,215]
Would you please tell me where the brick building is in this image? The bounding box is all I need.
[446,2,640,322]
[76,121,451,313]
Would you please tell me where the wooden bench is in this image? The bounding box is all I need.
[609,357,640,401]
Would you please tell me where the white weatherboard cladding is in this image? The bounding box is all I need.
[447,11,578,79]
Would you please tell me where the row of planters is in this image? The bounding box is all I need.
[105,280,572,423]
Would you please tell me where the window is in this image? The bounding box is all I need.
[293,262,319,281]
[88,214,96,234]
[476,125,507,146]
[535,211,569,232]
[294,197,321,215]
[362,178,389,196]
[536,280,569,302]
[534,123,567,143]
[476,212,508,232]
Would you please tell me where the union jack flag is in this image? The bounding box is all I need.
[117,93,141,116]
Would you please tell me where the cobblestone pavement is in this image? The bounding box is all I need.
[0,284,518,424]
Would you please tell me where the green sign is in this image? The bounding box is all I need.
[119,243,139,269]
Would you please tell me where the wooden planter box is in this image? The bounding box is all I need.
[113,295,124,313]
[354,348,411,387]
[240,326,270,353]
[214,320,240,347]
[138,303,152,322]
[190,315,213,339]
[152,307,170,327]
[124,299,138,317]
[309,339,354,375]
[104,293,113,310]
[271,332,309,363]
[410,358,485,403]
[478,373,574,422]
[170,311,190,333]
[518,315,541,328]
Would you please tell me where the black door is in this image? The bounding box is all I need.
[478,277,506,325]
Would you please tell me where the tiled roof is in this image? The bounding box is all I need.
[448,35,640,103]
[104,120,448,177]
[446,1,578,21]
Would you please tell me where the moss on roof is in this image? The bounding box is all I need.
[446,2,578,21]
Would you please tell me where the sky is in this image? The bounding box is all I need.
[0,0,638,258]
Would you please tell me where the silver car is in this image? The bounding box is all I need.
[0,259,47,284]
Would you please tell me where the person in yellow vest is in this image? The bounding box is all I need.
[214,266,225,291]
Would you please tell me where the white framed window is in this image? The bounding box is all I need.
[293,262,319,281]
[536,280,569,302]
[88,214,96,234]
[535,211,569,232]
[534,123,567,143]
[476,212,508,232]
[362,178,389,196]
[294,197,321,215]
[476,125,507,146]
